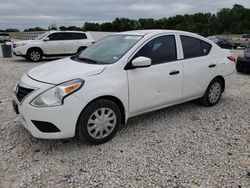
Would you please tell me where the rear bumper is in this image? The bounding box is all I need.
[224,71,235,89]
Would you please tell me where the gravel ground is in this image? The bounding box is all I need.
[0,50,249,188]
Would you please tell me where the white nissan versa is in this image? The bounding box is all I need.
[13,30,235,144]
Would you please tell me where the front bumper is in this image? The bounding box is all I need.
[13,47,26,56]
[13,74,87,139]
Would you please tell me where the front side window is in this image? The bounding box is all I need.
[48,33,65,41]
[73,35,142,64]
[181,36,212,59]
[133,35,177,65]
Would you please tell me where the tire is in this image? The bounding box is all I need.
[77,99,121,145]
[77,46,87,53]
[26,48,43,62]
[199,78,223,107]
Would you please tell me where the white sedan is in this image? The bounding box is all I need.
[13,30,236,144]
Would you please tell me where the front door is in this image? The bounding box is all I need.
[43,33,65,55]
[127,35,183,115]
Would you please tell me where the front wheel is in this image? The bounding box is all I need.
[77,99,121,145]
[27,49,43,62]
[199,78,223,107]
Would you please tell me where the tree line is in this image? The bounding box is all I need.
[1,4,250,35]
[84,4,250,35]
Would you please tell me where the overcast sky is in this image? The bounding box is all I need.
[0,0,250,30]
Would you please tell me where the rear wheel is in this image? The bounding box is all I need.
[199,78,223,107]
[77,99,121,145]
[27,49,43,62]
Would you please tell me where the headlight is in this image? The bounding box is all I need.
[30,79,84,107]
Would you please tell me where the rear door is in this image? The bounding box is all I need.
[179,35,217,100]
[63,33,88,54]
[127,35,183,115]
[43,33,65,55]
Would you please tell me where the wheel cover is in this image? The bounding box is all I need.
[208,82,221,103]
[30,51,41,61]
[87,108,116,139]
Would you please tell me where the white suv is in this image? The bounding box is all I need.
[13,31,95,62]
[13,30,235,144]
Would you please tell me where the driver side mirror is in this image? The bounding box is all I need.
[44,37,50,41]
[128,56,151,69]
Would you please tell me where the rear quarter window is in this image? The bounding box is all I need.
[181,35,212,59]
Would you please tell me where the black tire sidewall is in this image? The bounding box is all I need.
[77,99,121,145]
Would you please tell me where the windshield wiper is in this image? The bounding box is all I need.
[78,57,98,64]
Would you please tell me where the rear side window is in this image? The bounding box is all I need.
[64,33,87,40]
[70,33,87,40]
[134,35,177,65]
[201,41,212,56]
[242,34,250,38]
[181,36,212,59]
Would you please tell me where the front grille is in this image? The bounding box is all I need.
[16,85,34,102]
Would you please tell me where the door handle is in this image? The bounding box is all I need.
[209,64,216,68]
[169,70,180,75]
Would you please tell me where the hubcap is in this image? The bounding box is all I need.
[30,51,41,61]
[208,82,221,103]
[87,108,116,139]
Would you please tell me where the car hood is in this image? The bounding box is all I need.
[14,40,35,44]
[27,57,106,84]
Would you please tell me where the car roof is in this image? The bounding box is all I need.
[48,30,87,34]
[116,29,200,36]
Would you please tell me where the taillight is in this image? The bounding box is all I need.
[227,56,236,64]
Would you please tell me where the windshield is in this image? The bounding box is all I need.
[73,35,142,64]
[35,32,49,40]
